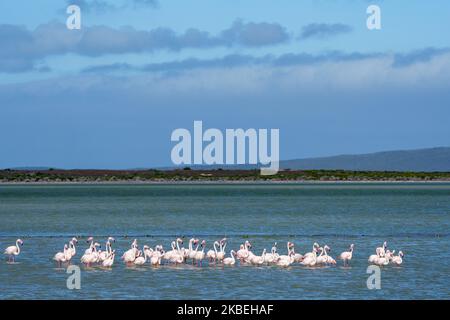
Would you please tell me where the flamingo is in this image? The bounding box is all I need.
[84,237,95,254]
[323,245,336,265]
[373,249,394,266]
[236,244,246,261]
[276,251,295,267]
[185,238,196,262]
[368,251,380,264]
[385,250,395,262]
[376,241,388,257]
[168,238,184,264]
[288,242,304,263]
[242,241,255,263]
[277,242,294,262]
[53,244,70,267]
[4,239,23,263]
[250,248,266,265]
[68,237,78,258]
[122,239,139,264]
[81,242,101,266]
[339,244,354,266]
[143,245,153,260]
[162,241,178,262]
[206,241,219,263]
[391,251,404,265]
[98,237,115,263]
[236,241,252,262]
[303,242,320,259]
[216,238,227,262]
[134,250,148,265]
[301,247,318,267]
[264,242,280,264]
[102,250,116,267]
[373,253,390,266]
[150,247,164,266]
[188,239,200,264]
[223,250,236,266]
[316,247,327,265]
[194,240,206,266]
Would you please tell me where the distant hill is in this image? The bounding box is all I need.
[280,147,450,172]
[5,147,450,173]
[7,166,57,171]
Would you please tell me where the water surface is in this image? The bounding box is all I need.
[0,183,449,299]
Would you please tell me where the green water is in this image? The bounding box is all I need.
[0,183,449,299]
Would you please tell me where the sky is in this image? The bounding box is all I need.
[0,0,450,169]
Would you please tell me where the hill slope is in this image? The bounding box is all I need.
[281,147,450,172]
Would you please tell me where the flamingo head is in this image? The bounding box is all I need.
[64,244,68,249]
[193,239,199,245]
[94,242,101,248]
[201,240,206,247]
[383,241,387,248]
[71,237,78,243]
[87,237,93,243]
[325,245,331,251]
[108,237,115,243]
[177,238,183,244]
[17,239,24,246]
[289,242,295,248]
[399,251,404,257]
[350,244,355,250]
[313,242,320,248]
[143,245,150,250]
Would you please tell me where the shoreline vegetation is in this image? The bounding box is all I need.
[1,168,450,184]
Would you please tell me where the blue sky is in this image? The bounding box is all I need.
[1,0,450,168]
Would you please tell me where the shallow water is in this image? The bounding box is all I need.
[0,183,449,299]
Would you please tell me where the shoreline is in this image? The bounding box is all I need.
[1,179,450,185]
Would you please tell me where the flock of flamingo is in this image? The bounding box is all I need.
[4,237,404,268]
